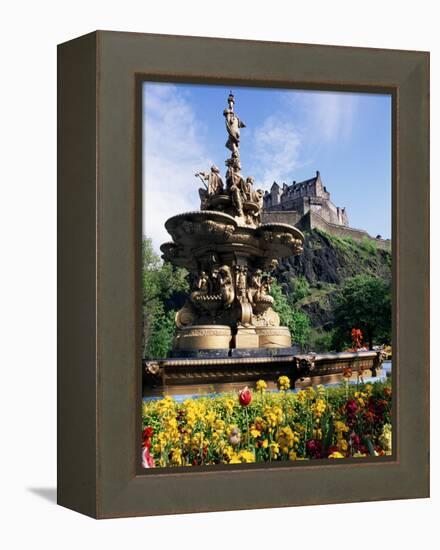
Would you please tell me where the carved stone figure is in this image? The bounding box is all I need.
[225,157,245,217]
[247,269,262,304]
[223,93,246,156]
[218,265,234,306]
[252,189,265,224]
[259,275,273,300]
[241,177,264,224]
[196,165,224,209]
[210,268,220,294]
[235,265,248,302]
[242,176,255,201]
[190,271,211,302]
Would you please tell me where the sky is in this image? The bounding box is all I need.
[142,82,392,253]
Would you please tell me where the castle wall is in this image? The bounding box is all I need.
[262,173,389,252]
[262,210,390,252]
[261,210,302,226]
[298,211,391,252]
[304,197,348,227]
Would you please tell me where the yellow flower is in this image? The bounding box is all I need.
[328,451,345,459]
[263,405,277,428]
[157,396,175,415]
[205,411,217,426]
[250,428,261,438]
[338,439,348,452]
[229,453,241,464]
[164,416,178,431]
[277,375,290,391]
[334,421,349,434]
[223,398,235,415]
[379,423,392,452]
[288,450,298,461]
[223,445,234,462]
[311,398,326,419]
[269,442,280,459]
[229,450,255,464]
[306,387,316,399]
[312,428,323,440]
[214,418,225,432]
[296,390,307,403]
[256,379,267,393]
[276,426,296,450]
[170,447,183,466]
[238,450,255,463]
[294,422,306,434]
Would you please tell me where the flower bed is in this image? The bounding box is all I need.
[142,378,392,468]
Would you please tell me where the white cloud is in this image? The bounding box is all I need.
[298,91,358,143]
[252,90,358,188]
[142,84,212,253]
[253,115,302,188]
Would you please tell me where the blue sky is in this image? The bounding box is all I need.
[143,82,391,253]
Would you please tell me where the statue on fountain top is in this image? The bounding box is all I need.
[196,165,224,209]
[195,93,265,225]
[195,165,223,195]
[223,92,246,156]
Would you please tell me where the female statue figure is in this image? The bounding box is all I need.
[223,93,246,156]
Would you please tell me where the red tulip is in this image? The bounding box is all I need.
[142,446,155,468]
[238,386,252,406]
[143,426,154,439]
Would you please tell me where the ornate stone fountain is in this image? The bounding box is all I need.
[160,93,304,353]
[144,94,385,396]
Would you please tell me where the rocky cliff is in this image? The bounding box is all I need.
[275,229,392,348]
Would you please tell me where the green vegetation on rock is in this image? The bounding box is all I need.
[270,280,311,347]
[275,229,391,351]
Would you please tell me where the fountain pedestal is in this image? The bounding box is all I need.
[234,326,259,348]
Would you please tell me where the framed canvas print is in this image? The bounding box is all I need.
[57,31,429,518]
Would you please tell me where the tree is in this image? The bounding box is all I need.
[270,280,311,348]
[142,238,189,359]
[332,274,391,350]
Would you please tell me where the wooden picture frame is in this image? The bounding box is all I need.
[57,31,429,518]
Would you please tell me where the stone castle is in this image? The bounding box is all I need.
[262,171,391,251]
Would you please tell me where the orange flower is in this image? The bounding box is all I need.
[342,366,352,379]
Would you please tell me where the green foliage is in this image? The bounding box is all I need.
[142,238,188,304]
[145,309,176,359]
[360,236,378,255]
[270,280,311,347]
[332,274,391,350]
[307,328,336,353]
[285,275,310,305]
[315,228,356,253]
[142,238,189,359]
